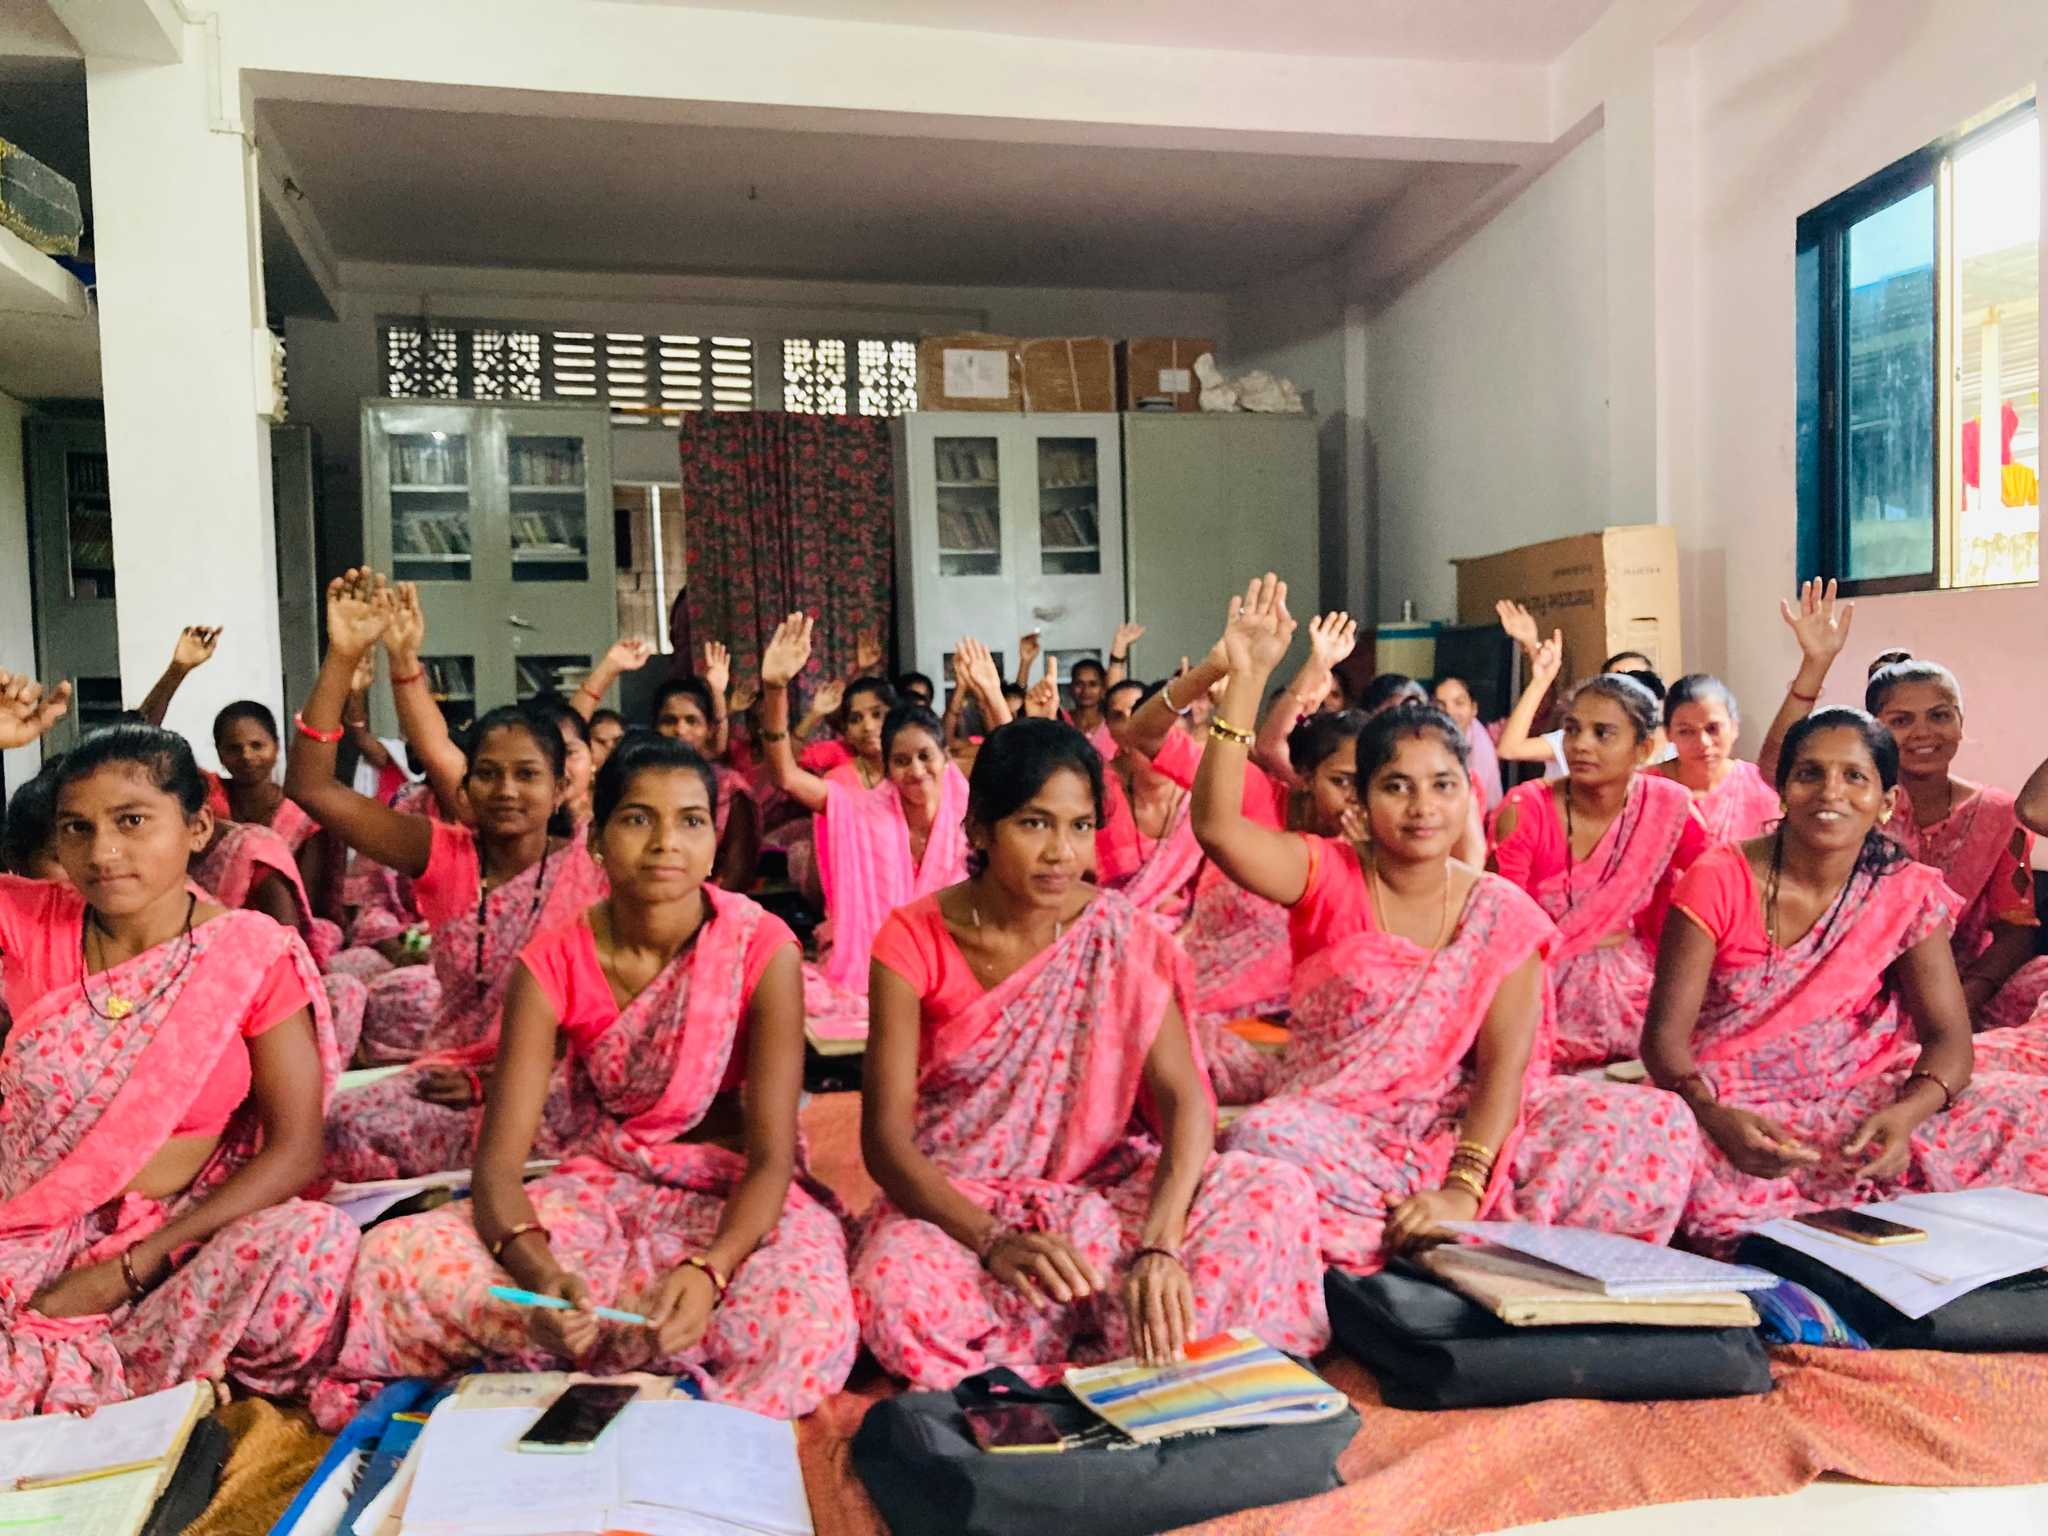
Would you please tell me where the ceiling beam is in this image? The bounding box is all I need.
[49,0,183,64]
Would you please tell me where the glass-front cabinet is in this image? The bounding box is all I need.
[364,401,613,732]
[895,413,1125,690]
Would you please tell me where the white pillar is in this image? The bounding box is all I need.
[0,391,40,786]
[85,39,280,768]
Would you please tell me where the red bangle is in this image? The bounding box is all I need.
[389,667,424,687]
[1787,683,1820,703]
[293,712,345,744]
[578,683,605,703]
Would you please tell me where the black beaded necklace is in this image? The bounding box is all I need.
[80,892,198,1021]
[474,841,552,1001]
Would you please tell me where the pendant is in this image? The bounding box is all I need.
[106,996,134,1020]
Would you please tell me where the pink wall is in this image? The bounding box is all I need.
[1686,0,2048,808]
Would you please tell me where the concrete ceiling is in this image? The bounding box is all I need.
[261,100,1469,290]
[623,0,1616,63]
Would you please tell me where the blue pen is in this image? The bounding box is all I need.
[489,1283,650,1326]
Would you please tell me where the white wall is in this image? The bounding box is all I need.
[1365,129,1612,621]
[1688,0,2048,794]
[288,262,1232,579]
[0,391,39,787]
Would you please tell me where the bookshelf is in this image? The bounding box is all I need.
[894,413,1125,687]
[364,401,613,735]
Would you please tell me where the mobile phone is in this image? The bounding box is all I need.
[963,1404,1066,1454]
[515,1383,638,1453]
[1793,1209,1928,1246]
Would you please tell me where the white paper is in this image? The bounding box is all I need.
[355,1443,419,1536]
[1757,1188,2048,1319]
[1441,1222,1779,1296]
[0,1467,159,1535]
[1156,367,1192,394]
[617,1401,811,1536]
[398,1399,810,1536]
[941,348,1009,399]
[0,1379,202,1481]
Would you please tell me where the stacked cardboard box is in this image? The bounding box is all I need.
[1452,526,1683,686]
[915,334,1021,412]
[1118,337,1213,411]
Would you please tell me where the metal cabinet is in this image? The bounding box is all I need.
[893,412,1125,684]
[26,416,122,744]
[362,400,613,734]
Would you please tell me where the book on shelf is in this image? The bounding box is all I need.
[1063,1330,1347,1444]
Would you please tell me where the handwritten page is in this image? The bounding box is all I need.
[618,1401,812,1536]
[399,1406,612,1534]
[0,1466,160,1536]
[0,1379,205,1482]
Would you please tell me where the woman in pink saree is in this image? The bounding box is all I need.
[1655,675,1781,844]
[314,735,855,1426]
[1643,709,2048,1255]
[1489,637,1708,1070]
[760,616,1006,1044]
[1193,578,1696,1269]
[286,572,608,1180]
[0,696,355,1418]
[1098,681,1204,927]
[854,717,1326,1389]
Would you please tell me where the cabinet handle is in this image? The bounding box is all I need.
[1031,604,1066,622]
[506,614,535,630]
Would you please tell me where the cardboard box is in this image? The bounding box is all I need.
[1118,337,1214,412]
[1018,337,1116,413]
[916,334,1020,412]
[1453,525,1683,687]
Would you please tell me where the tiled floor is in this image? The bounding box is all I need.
[1492,1479,2048,1534]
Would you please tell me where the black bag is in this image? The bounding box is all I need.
[1325,1266,1774,1410]
[140,1415,230,1536]
[850,1366,1358,1536]
[1735,1232,2048,1350]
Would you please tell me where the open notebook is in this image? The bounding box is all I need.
[1756,1187,2048,1318]
[1440,1222,1780,1298]
[397,1396,813,1536]
[0,1380,211,1536]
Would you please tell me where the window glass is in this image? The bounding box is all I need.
[1844,183,1937,582]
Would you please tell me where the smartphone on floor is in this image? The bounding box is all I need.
[963,1404,1067,1454]
[1793,1209,1927,1246]
[515,1382,638,1453]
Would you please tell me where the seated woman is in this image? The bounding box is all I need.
[760,615,1004,1041]
[1192,578,1695,1268]
[0,682,355,1419]
[1432,674,1503,811]
[287,572,608,1179]
[1489,633,1707,1069]
[1644,708,2048,1254]
[648,677,762,892]
[1655,675,1780,843]
[210,700,334,903]
[313,734,856,1426]
[853,716,1327,1388]
[1098,680,1203,924]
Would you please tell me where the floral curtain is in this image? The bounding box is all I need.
[673,412,895,690]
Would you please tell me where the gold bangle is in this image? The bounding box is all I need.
[1904,1066,1957,1111]
[681,1253,730,1301]
[488,1220,548,1261]
[758,728,789,743]
[1208,718,1254,748]
[1454,1138,1495,1163]
[1442,1166,1488,1202]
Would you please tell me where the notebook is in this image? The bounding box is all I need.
[1415,1246,1761,1328]
[397,1396,813,1536]
[1755,1187,2048,1319]
[1440,1222,1780,1297]
[1062,1330,1348,1444]
[0,1380,212,1536]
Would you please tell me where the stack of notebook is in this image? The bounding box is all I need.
[1755,1187,2048,1318]
[1427,1222,1780,1327]
[1062,1330,1348,1443]
[0,1381,216,1536]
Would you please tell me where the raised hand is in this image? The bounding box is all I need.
[1530,628,1564,683]
[1024,657,1060,719]
[0,669,72,750]
[604,637,656,675]
[325,568,388,657]
[728,677,760,715]
[349,651,377,697]
[383,581,425,659]
[854,627,884,675]
[809,677,846,718]
[1016,630,1043,677]
[172,625,222,670]
[1111,621,1145,656]
[1779,578,1854,664]
[1219,572,1296,677]
[1495,599,1541,657]
[701,640,731,699]
[760,612,815,688]
[954,636,1004,701]
[1306,611,1358,670]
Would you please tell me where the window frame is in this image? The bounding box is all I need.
[1796,97,2038,597]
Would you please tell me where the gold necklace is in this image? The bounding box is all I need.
[1367,853,1453,950]
[968,900,1066,977]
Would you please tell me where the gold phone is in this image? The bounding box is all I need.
[1793,1209,1927,1246]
